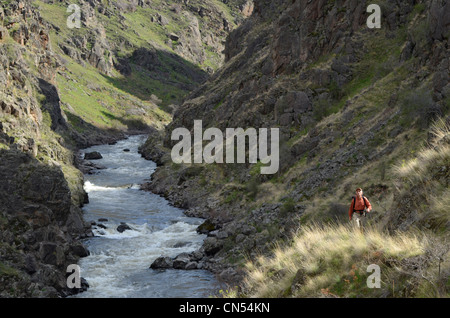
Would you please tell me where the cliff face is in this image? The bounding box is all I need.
[140,0,449,284]
[0,0,92,297]
[0,150,90,297]
[162,0,448,133]
[45,0,248,74]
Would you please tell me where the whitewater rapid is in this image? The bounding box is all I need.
[73,135,222,298]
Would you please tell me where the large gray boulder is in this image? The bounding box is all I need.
[173,253,191,269]
[150,256,173,269]
[84,151,103,160]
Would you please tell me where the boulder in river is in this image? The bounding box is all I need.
[123,148,130,152]
[117,223,132,233]
[84,151,103,160]
[150,252,203,270]
[150,256,173,269]
[203,237,223,256]
[65,277,90,297]
[185,262,198,270]
[173,241,190,248]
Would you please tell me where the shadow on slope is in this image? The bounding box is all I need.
[104,47,209,112]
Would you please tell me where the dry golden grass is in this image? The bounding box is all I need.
[430,117,450,145]
[394,117,450,182]
[236,118,450,298]
[241,223,426,298]
[393,117,450,228]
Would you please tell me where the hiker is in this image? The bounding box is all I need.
[349,188,372,232]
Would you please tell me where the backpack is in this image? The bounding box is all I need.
[352,196,368,213]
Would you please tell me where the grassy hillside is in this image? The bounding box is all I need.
[30,0,247,136]
[56,57,170,132]
[241,119,449,298]
[243,224,426,297]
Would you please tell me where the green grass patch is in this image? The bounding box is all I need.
[56,57,170,132]
[279,197,296,217]
[224,189,242,204]
[0,262,19,277]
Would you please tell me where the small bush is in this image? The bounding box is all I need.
[246,177,260,200]
[224,189,241,204]
[313,99,331,121]
[280,197,296,216]
[328,80,343,100]
[410,19,431,47]
[326,202,349,223]
[399,89,441,128]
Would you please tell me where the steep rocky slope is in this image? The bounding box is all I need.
[140,0,449,288]
[1,0,447,297]
[241,118,449,298]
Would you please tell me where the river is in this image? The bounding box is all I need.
[73,135,223,298]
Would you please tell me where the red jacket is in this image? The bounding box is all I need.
[349,196,372,219]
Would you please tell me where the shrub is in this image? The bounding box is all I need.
[246,177,260,200]
[328,80,343,100]
[399,89,441,128]
[224,189,241,204]
[280,197,296,216]
[410,19,431,48]
[326,202,349,223]
[312,98,331,121]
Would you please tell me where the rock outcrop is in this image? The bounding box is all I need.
[0,150,92,297]
[0,0,95,297]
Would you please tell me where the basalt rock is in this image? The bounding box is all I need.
[150,252,203,271]
[84,151,103,160]
[0,0,96,297]
[0,149,92,297]
[150,256,174,269]
[0,0,247,297]
[117,223,132,233]
[173,253,191,269]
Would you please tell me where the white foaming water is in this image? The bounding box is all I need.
[83,181,118,192]
[73,135,223,298]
